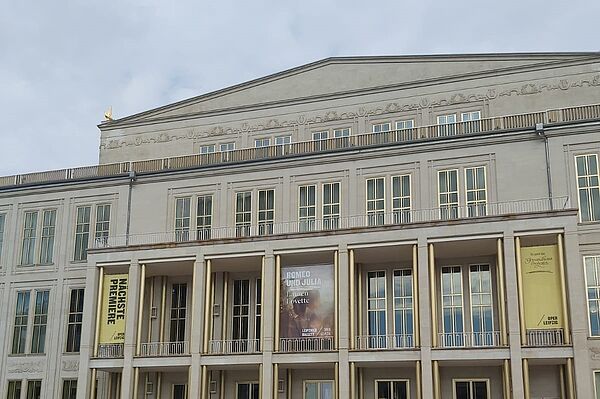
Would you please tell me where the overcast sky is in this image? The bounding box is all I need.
[1,0,598,176]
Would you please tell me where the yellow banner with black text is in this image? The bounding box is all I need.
[99,273,129,343]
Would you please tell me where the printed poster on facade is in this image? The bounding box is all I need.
[520,245,563,329]
[99,273,129,343]
[280,264,335,338]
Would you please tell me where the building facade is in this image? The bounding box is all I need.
[1,53,600,399]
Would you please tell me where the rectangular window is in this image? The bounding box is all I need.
[461,111,481,133]
[235,192,252,237]
[74,206,91,261]
[0,213,6,263]
[465,167,487,217]
[173,384,187,399]
[454,380,489,399]
[586,256,600,336]
[21,211,38,265]
[175,197,191,242]
[237,382,259,399]
[376,380,409,399]
[313,131,329,151]
[392,175,411,224]
[333,128,350,138]
[437,114,457,136]
[200,144,216,154]
[12,291,30,354]
[393,270,413,348]
[232,279,250,340]
[441,266,464,347]
[275,135,292,146]
[6,381,22,399]
[595,371,600,399]
[196,195,212,240]
[395,120,415,140]
[219,142,235,152]
[255,279,262,344]
[31,290,50,353]
[304,381,334,399]
[258,189,274,235]
[39,210,56,264]
[170,283,187,342]
[470,265,494,346]
[299,185,316,232]
[62,380,77,399]
[372,122,391,133]
[395,120,414,130]
[94,204,111,246]
[576,154,600,222]
[322,182,340,230]
[366,178,385,226]
[438,170,459,220]
[26,380,42,399]
[254,138,271,148]
[66,288,84,352]
[367,271,387,348]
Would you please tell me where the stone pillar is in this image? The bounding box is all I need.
[189,253,206,398]
[261,252,276,399]
[417,237,434,399]
[337,246,350,399]
[121,259,141,398]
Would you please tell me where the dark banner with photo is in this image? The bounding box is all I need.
[280,264,335,338]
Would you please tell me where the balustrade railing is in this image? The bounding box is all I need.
[437,331,503,348]
[96,343,124,358]
[91,196,569,249]
[526,329,565,347]
[355,334,415,350]
[207,339,261,354]
[2,103,599,189]
[139,341,189,357]
[279,337,335,353]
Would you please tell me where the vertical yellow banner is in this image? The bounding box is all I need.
[520,245,563,329]
[99,273,129,343]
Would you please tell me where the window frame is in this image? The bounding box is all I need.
[367,270,388,341]
[391,174,411,224]
[12,290,31,354]
[235,381,260,399]
[254,138,271,148]
[65,288,85,353]
[6,380,22,399]
[584,255,600,337]
[257,189,275,236]
[392,269,414,347]
[438,169,460,220]
[303,380,335,399]
[298,184,317,232]
[0,212,5,265]
[452,378,490,399]
[575,153,600,223]
[169,282,188,343]
[26,379,42,399]
[235,191,253,237]
[62,379,77,399]
[464,166,487,217]
[19,208,58,266]
[366,177,386,226]
[219,142,235,152]
[322,182,340,230]
[73,203,112,262]
[441,265,465,347]
[200,144,216,154]
[468,264,494,346]
[30,290,50,354]
[374,379,410,399]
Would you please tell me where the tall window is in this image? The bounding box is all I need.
[376,380,409,399]
[95,204,111,246]
[258,189,275,235]
[595,371,600,399]
[66,288,85,352]
[74,206,91,261]
[441,266,464,347]
[233,280,250,341]
[0,213,5,262]
[62,380,77,399]
[470,265,494,346]
[200,144,216,154]
[235,192,252,237]
[576,154,600,222]
[304,381,334,399]
[254,138,271,148]
[322,182,340,230]
[299,185,316,232]
[367,178,385,226]
[237,382,259,399]
[39,210,56,264]
[437,114,457,136]
[26,380,42,399]
[465,167,487,217]
[255,279,262,343]
[170,284,187,342]
[197,195,212,240]
[392,175,411,224]
[393,270,413,348]
[454,380,489,399]
[585,256,600,336]
[175,197,191,242]
[6,381,22,399]
[173,385,187,399]
[438,170,459,220]
[21,211,38,265]
[367,271,387,348]
[12,291,30,354]
[31,290,50,354]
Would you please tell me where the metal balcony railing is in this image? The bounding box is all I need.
[355,334,415,350]
[96,343,124,358]
[437,331,504,348]
[91,196,570,249]
[139,341,189,357]
[526,329,566,347]
[207,339,261,355]
[2,103,599,189]
[279,337,335,353]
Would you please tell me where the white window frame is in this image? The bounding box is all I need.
[333,127,351,138]
[461,111,481,122]
[30,289,50,354]
[235,191,252,237]
[298,185,317,232]
[392,174,411,224]
[438,169,460,220]
[303,380,335,399]
[393,269,414,347]
[169,282,188,343]
[73,203,111,261]
[374,379,410,399]
[65,287,85,353]
[236,382,260,399]
[395,119,414,131]
[372,122,391,133]
[171,384,188,399]
[575,154,600,222]
[367,270,387,341]
[464,166,487,217]
[366,177,386,226]
[312,131,329,141]
[441,265,465,347]
[437,114,457,136]
[322,182,340,230]
[174,197,192,242]
[585,255,600,337]
[196,194,213,240]
[452,378,490,399]
[219,142,235,152]
[468,264,494,346]
[258,189,275,236]
[0,212,5,264]
[200,144,216,154]
[594,370,600,399]
[254,138,271,148]
[275,135,292,146]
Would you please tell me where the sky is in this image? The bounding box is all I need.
[1,0,598,176]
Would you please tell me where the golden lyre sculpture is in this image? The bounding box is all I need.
[104,106,113,121]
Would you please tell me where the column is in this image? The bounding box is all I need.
[418,238,434,399]
[189,253,206,398]
[202,259,213,353]
[497,239,508,346]
[135,264,146,356]
[349,249,356,350]
[428,244,437,348]
[261,253,276,399]
[522,359,530,399]
[337,247,351,399]
[121,259,141,398]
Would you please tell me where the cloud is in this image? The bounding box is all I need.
[0,0,598,175]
